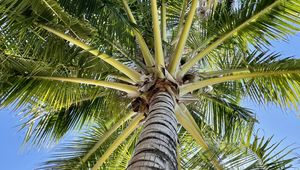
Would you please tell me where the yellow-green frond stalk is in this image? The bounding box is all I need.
[168,0,198,76]
[34,76,140,96]
[122,0,155,69]
[151,0,165,78]
[40,25,142,82]
[180,70,300,96]
[82,111,136,163]
[176,104,223,170]
[92,114,144,169]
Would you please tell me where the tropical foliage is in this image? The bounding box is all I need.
[1,0,300,169]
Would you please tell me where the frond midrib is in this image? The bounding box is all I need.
[180,70,300,95]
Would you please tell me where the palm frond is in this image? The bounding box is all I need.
[244,136,296,169]
[0,50,134,146]
[190,92,256,139]
[181,51,300,110]
[38,114,143,170]
[179,0,300,76]
[220,135,297,170]
[179,121,298,170]
[19,89,129,147]
[0,0,143,76]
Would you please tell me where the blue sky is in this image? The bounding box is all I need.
[0,108,50,170]
[0,34,300,169]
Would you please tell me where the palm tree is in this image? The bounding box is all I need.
[1,0,300,169]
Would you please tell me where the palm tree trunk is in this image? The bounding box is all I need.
[127,91,178,170]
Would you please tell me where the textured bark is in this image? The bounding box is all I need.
[127,91,178,170]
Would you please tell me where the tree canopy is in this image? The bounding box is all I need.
[1,0,300,169]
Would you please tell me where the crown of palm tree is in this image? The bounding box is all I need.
[1,0,300,169]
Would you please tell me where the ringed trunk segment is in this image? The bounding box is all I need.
[127,91,178,170]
